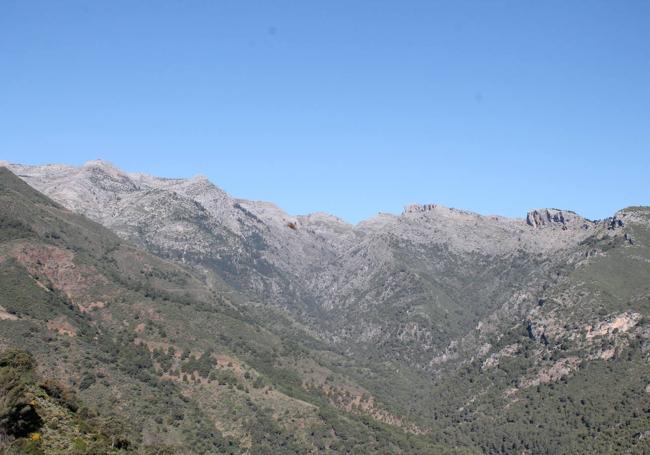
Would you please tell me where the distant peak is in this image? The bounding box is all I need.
[82,159,128,177]
[83,159,118,169]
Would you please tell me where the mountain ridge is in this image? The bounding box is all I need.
[2,161,649,453]
[3,158,620,226]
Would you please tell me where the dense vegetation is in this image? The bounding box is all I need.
[0,348,128,454]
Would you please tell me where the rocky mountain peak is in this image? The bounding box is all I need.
[83,158,119,170]
[80,159,140,194]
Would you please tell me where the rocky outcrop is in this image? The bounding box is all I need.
[526,208,596,232]
[605,215,625,230]
[403,203,437,213]
[526,209,568,228]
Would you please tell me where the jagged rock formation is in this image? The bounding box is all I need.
[525,208,594,230]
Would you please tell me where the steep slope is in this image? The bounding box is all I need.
[6,160,351,316]
[0,167,457,454]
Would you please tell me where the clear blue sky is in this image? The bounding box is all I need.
[1,1,649,222]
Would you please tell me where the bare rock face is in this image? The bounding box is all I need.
[526,209,561,228]
[527,208,578,229]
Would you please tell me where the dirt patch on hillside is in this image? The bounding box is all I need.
[78,301,106,313]
[586,312,641,339]
[47,316,77,337]
[11,243,108,303]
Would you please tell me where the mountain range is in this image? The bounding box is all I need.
[1,160,648,454]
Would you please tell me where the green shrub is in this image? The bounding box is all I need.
[0,349,43,438]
